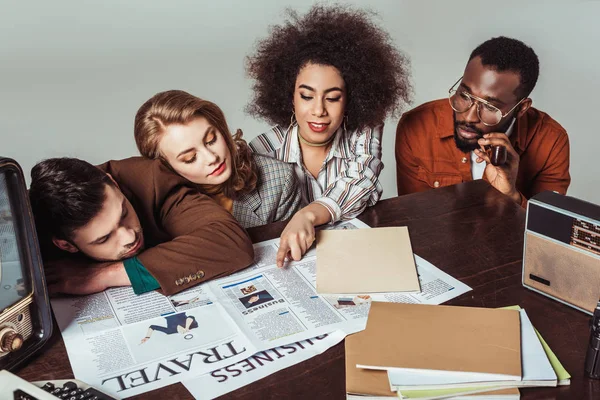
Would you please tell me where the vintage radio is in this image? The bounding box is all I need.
[523,191,600,314]
[0,157,52,370]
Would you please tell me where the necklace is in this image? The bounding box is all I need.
[298,132,335,147]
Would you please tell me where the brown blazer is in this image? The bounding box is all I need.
[98,157,254,295]
[395,99,571,207]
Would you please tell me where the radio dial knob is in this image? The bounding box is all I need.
[0,329,24,352]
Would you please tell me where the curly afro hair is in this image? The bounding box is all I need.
[246,4,412,131]
[469,36,539,98]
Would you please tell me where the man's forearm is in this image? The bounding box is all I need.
[102,261,131,288]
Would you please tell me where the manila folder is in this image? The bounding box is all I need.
[316,226,419,294]
[353,302,521,379]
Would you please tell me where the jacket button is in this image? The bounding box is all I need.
[433,181,440,188]
[175,279,183,286]
[461,157,468,163]
[197,270,205,279]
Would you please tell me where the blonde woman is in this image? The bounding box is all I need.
[134,90,302,228]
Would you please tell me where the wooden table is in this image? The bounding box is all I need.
[16,180,600,399]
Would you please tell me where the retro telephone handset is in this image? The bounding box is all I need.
[585,300,600,379]
[489,145,508,166]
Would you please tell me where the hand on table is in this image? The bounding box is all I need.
[276,209,317,268]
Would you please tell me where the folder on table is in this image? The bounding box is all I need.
[345,338,520,399]
[353,302,522,384]
[316,227,420,294]
[346,302,569,399]
[387,308,557,391]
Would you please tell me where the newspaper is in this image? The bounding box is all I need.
[51,283,253,398]
[51,219,471,398]
[182,331,347,400]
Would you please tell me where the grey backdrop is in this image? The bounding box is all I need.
[2,0,598,203]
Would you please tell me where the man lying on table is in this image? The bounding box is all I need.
[395,36,570,207]
[29,157,254,296]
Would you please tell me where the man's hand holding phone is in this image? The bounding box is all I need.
[473,133,522,204]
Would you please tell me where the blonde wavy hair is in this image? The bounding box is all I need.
[134,90,258,199]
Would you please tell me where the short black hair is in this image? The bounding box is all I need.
[29,157,114,241]
[246,4,412,131]
[469,36,539,98]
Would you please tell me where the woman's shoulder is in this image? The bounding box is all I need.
[251,153,295,180]
[347,124,384,139]
[341,125,384,154]
[248,125,288,155]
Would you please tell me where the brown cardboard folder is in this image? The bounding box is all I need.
[351,302,521,377]
[316,226,420,294]
[345,339,520,397]
[346,341,394,396]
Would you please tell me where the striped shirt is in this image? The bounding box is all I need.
[249,124,384,223]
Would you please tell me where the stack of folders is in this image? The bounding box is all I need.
[346,302,570,400]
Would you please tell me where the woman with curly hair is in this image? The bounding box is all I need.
[134,90,302,228]
[247,5,411,266]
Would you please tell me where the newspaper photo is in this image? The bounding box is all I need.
[50,219,472,398]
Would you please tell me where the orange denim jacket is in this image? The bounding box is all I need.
[395,99,571,208]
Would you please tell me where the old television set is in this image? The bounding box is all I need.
[0,157,52,371]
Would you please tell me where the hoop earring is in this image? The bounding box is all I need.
[288,111,298,132]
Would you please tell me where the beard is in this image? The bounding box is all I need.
[452,114,514,153]
[453,115,484,153]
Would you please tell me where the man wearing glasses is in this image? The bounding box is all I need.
[395,37,570,207]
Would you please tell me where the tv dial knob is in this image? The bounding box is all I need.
[0,327,24,353]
